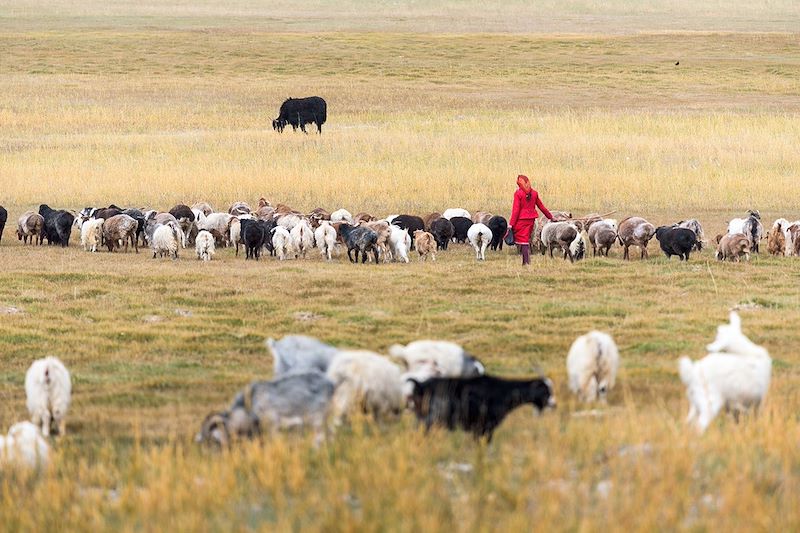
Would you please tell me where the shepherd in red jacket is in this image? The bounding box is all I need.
[509,174,554,265]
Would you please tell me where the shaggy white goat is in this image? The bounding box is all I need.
[566,331,620,403]
[326,351,405,426]
[467,223,493,261]
[679,312,771,433]
[389,340,485,377]
[314,221,338,261]
[195,229,215,261]
[271,226,292,260]
[290,219,315,259]
[197,212,233,237]
[442,208,471,220]
[80,218,104,252]
[0,422,49,468]
[25,356,71,437]
[388,225,411,263]
[151,221,182,259]
[330,209,354,224]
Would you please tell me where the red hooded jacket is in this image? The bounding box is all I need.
[509,186,553,227]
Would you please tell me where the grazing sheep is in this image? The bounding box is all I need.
[195,230,215,261]
[423,212,442,231]
[151,221,182,259]
[655,226,697,261]
[362,220,392,262]
[472,211,492,225]
[617,216,656,260]
[39,204,75,247]
[677,219,705,251]
[314,221,338,261]
[728,210,763,253]
[0,422,49,468]
[588,219,617,257]
[103,214,139,253]
[267,335,340,375]
[191,202,214,217]
[413,230,437,262]
[389,340,485,377]
[430,217,455,250]
[715,233,750,262]
[229,201,251,216]
[467,223,493,261]
[271,226,292,260]
[767,218,788,256]
[339,223,379,264]
[196,371,335,446]
[566,331,620,403]
[326,351,405,426]
[16,211,44,245]
[487,215,508,251]
[25,356,71,437]
[679,312,771,433]
[391,215,425,249]
[442,208,471,220]
[330,209,354,224]
[290,218,315,259]
[388,225,411,263]
[449,216,473,244]
[80,217,104,252]
[407,375,556,442]
[540,221,579,261]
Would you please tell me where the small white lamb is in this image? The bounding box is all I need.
[679,312,771,433]
[195,229,215,261]
[566,331,620,403]
[0,422,49,468]
[25,356,71,437]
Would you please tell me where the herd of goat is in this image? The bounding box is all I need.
[1,201,797,263]
[0,311,771,467]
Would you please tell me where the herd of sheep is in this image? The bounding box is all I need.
[0,311,771,468]
[2,202,798,263]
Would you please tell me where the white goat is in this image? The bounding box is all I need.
[314,221,338,261]
[197,212,233,238]
[389,340,485,378]
[151,221,182,259]
[271,226,292,260]
[25,356,71,437]
[330,209,354,224]
[326,351,405,426]
[679,312,771,433]
[388,225,411,263]
[0,422,49,468]
[566,331,620,403]
[290,219,315,259]
[80,218,104,252]
[195,230,215,261]
[442,208,471,220]
[467,223,493,261]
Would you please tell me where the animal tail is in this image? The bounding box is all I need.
[44,366,51,385]
[388,344,408,367]
[678,357,694,385]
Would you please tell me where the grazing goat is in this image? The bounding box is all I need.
[16,211,44,245]
[472,211,492,224]
[195,230,215,261]
[566,331,620,403]
[191,202,214,217]
[388,225,411,263]
[783,221,800,257]
[442,208,471,220]
[487,215,508,251]
[588,219,617,257]
[290,218,315,259]
[330,209,354,224]
[677,219,705,251]
[339,224,379,264]
[228,201,251,215]
[103,214,139,253]
[25,356,71,437]
[715,233,750,262]
[267,335,340,375]
[391,215,425,249]
[568,222,589,261]
[39,204,74,247]
[326,351,405,426]
[314,221,338,261]
[679,312,771,433]
[728,210,763,253]
[655,226,697,261]
[80,218,104,252]
[0,422,49,468]
[389,340,485,377]
[407,375,556,442]
[169,204,195,247]
[151,221,182,259]
[449,216,473,244]
[423,212,442,231]
[430,218,455,250]
[271,226,292,260]
[767,218,788,256]
[197,371,335,446]
[413,230,437,262]
[617,217,656,260]
[467,223,493,261]
[362,220,392,262]
[353,212,375,224]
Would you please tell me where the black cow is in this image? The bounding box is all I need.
[655,226,697,261]
[408,375,556,442]
[39,204,75,247]
[272,96,327,134]
[487,216,508,251]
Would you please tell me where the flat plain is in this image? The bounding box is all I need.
[1,1,800,530]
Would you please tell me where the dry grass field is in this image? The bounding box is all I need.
[1,1,800,530]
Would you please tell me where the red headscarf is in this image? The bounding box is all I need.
[517,174,532,193]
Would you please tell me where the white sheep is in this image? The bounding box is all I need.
[80,218,104,252]
[151,221,182,259]
[442,208,471,220]
[389,340,485,377]
[314,221,338,261]
[326,350,405,426]
[566,331,620,403]
[195,230,215,261]
[467,223,493,261]
[271,226,292,260]
[290,219,315,259]
[679,312,772,433]
[25,356,71,437]
[0,422,49,468]
[330,209,354,224]
[388,225,411,263]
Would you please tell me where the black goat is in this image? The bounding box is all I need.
[487,216,508,251]
[655,226,697,261]
[449,216,473,244]
[39,204,75,247]
[338,223,379,264]
[430,218,455,250]
[391,215,425,249]
[242,220,266,260]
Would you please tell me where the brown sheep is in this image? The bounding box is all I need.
[472,211,492,225]
[617,217,656,260]
[540,221,578,261]
[17,211,44,245]
[103,214,139,253]
[413,230,437,262]
[423,212,442,231]
[716,233,750,262]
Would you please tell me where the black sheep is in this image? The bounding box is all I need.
[391,215,425,249]
[487,216,508,251]
[0,206,7,245]
[430,218,455,250]
[655,226,697,261]
[408,375,556,442]
[449,216,473,244]
[338,223,379,264]
[38,204,75,247]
